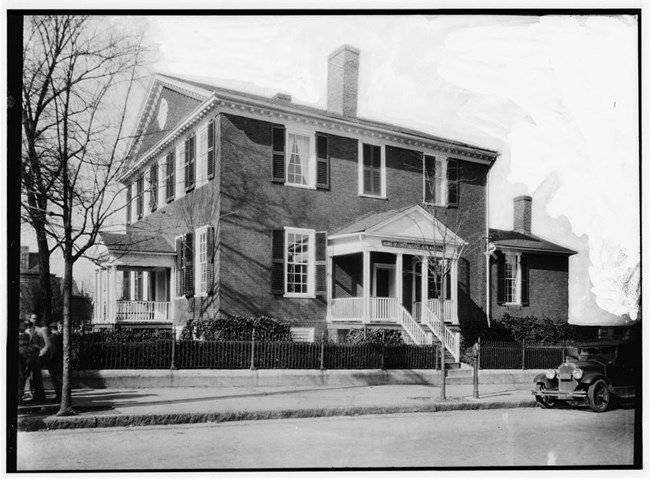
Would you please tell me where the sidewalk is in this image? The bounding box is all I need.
[17,382,537,431]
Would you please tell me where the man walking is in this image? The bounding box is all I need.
[48,321,64,403]
[28,314,50,402]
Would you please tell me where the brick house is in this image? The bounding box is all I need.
[489,196,576,323]
[92,45,501,361]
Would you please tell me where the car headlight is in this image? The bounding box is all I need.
[545,369,557,380]
[572,368,584,380]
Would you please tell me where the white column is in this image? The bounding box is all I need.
[363,250,371,323]
[94,270,99,322]
[451,260,459,324]
[110,266,117,323]
[327,256,333,321]
[396,253,403,309]
[421,256,428,305]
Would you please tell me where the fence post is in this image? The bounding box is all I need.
[381,342,386,371]
[170,325,177,370]
[250,327,257,371]
[522,339,526,370]
[319,340,324,370]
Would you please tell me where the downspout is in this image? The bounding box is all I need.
[485,168,491,328]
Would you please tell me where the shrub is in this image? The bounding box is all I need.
[485,313,576,344]
[180,315,293,342]
[344,328,404,345]
[81,328,173,343]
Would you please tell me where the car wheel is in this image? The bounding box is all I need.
[588,379,610,413]
[535,383,557,409]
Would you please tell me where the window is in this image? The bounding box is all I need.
[423,156,459,207]
[207,120,215,179]
[291,327,315,343]
[272,126,328,189]
[359,143,385,197]
[427,259,452,301]
[149,163,158,212]
[197,127,207,186]
[134,271,144,301]
[185,134,196,191]
[136,175,144,219]
[126,184,132,225]
[195,226,214,295]
[271,228,327,297]
[497,252,529,306]
[165,150,175,202]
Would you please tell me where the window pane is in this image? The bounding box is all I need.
[286,232,310,294]
[287,133,310,185]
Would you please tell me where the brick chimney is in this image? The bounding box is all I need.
[327,45,360,117]
[513,195,532,233]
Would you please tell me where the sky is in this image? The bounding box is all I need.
[20,13,640,326]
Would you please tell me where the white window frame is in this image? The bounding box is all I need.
[285,128,316,189]
[358,142,386,198]
[423,155,447,206]
[284,227,316,298]
[504,252,521,305]
[196,126,208,188]
[175,142,185,200]
[195,225,210,296]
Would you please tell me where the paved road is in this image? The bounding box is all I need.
[17,407,636,470]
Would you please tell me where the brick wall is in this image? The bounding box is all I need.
[490,253,570,322]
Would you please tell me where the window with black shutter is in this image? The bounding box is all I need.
[207,226,215,295]
[183,233,194,297]
[521,255,529,306]
[149,163,158,212]
[272,126,286,183]
[316,134,329,190]
[175,236,184,296]
[447,158,459,207]
[496,252,506,305]
[185,135,196,191]
[136,175,144,219]
[315,231,328,295]
[361,143,383,196]
[166,150,175,202]
[207,120,215,180]
[126,184,132,225]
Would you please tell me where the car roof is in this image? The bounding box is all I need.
[577,340,633,348]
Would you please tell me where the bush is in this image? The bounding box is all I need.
[344,328,404,345]
[485,313,576,344]
[81,328,173,343]
[180,315,293,342]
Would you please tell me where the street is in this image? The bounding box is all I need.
[17,407,636,469]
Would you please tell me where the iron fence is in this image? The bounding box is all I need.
[480,340,575,369]
[73,336,440,370]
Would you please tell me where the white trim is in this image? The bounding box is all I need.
[358,141,386,198]
[283,227,316,298]
[195,225,210,297]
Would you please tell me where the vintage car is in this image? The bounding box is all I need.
[532,340,639,412]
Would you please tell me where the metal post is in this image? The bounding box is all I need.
[473,339,480,399]
[250,327,257,371]
[170,325,177,370]
[440,340,446,399]
[522,339,526,370]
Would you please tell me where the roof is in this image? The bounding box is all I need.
[160,73,499,158]
[99,231,175,255]
[489,229,577,255]
[334,207,412,235]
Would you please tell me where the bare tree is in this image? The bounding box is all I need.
[21,15,146,415]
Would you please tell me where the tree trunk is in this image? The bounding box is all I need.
[57,247,75,416]
[35,231,53,325]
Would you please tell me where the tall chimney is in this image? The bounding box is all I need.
[513,195,532,233]
[327,45,360,117]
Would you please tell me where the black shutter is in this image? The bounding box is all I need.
[207,227,215,295]
[424,154,435,204]
[316,134,330,190]
[185,136,195,191]
[271,229,285,294]
[149,163,158,212]
[520,254,529,306]
[447,158,459,207]
[496,251,505,305]
[272,126,285,183]
[175,236,183,296]
[166,150,175,202]
[126,184,132,225]
[207,120,215,180]
[315,231,328,296]
[184,233,194,297]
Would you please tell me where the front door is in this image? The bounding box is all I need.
[373,264,396,297]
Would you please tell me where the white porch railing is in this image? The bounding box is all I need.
[116,301,171,322]
[369,297,400,321]
[426,299,455,323]
[418,302,461,362]
[394,302,432,346]
[328,297,364,320]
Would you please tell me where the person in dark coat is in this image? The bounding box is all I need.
[28,314,49,402]
[18,321,34,405]
[48,321,64,403]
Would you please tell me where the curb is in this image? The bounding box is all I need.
[18,399,537,432]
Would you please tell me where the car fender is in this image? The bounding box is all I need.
[533,376,557,389]
[579,373,610,388]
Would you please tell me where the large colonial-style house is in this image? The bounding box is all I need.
[93,45,502,362]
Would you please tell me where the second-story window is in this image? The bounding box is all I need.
[136,175,144,219]
[185,134,196,191]
[359,143,385,197]
[149,163,158,213]
[165,150,175,203]
[424,156,459,207]
[272,125,329,189]
[286,131,312,187]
